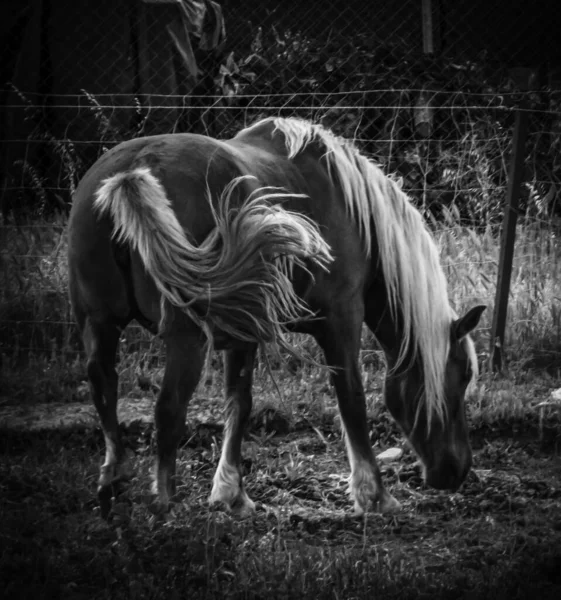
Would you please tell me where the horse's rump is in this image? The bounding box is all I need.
[69,133,332,353]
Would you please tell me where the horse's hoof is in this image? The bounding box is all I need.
[378,491,401,514]
[146,499,167,514]
[99,457,134,490]
[146,499,174,527]
[111,479,130,500]
[98,486,113,520]
[353,490,402,516]
[144,492,172,518]
[209,492,256,518]
[230,493,257,518]
[110,498,133,526]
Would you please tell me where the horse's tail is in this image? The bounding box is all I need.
[93,166,332,352]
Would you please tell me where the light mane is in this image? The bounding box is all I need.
[253,116,466,422]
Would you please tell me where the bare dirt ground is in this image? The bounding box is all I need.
[1,395,561,599]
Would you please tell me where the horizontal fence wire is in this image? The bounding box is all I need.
[1,0,561,366]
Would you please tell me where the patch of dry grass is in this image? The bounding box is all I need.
[1,420,560,600]
[0,207,560,419]
[438,218,561,372]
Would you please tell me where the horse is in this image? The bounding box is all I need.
[68,116,485,519]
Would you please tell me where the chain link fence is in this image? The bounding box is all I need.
[1,0,561,387]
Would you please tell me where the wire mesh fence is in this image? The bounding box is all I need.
[1,0,561,373]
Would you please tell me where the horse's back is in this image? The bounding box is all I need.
[228,121,371,309]
[227,119,323,195]
[72,133,250,234]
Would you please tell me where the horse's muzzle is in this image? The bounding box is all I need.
[424,453,472,491]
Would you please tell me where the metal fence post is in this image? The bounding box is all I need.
[421,0,441,54]
[490,68,537,372]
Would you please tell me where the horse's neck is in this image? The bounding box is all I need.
[368,287,415,373]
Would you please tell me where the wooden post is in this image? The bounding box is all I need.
[490,68,537,372]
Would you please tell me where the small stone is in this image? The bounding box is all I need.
[377,447,403,463]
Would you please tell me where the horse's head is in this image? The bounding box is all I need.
[384,305,486,491]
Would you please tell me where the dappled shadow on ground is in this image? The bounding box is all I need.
[1,415,561,599]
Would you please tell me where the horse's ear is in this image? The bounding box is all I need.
[452,305,486,340]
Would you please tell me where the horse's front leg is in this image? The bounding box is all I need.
[316,306,401,516]
[152,326,205,511]
[209,344,257,516]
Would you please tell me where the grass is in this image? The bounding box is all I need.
[437,219,561,370]
[1,406,561,599]
[1,133,560,599]
[1,207,560,406]
[1,214,560,596]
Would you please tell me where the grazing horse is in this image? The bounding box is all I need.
[68,116,485,519]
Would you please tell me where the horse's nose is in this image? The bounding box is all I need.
[425,452,471,491]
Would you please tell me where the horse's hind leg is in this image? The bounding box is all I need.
[152,326,205,511]
[315,303,401,515]
[83,318,129,518]
[209,344,257,516]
